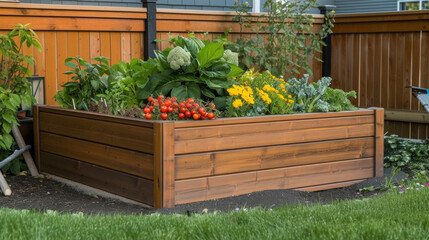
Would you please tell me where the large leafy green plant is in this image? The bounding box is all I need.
[139,35,243,101]
[0,24,40,152]
[232,0,334,78]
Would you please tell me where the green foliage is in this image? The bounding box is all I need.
[0,142,28,175]
[98,59,157,115]
[231,0,335,78]
[142,35,243,101]
[55,57,110,110]
[286,75,357,113]
[2,188,429,239]
[384,135,429,171]
[0,24,40,153]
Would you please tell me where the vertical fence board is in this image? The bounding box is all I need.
[100,32,111,65]
[121,32,131,63]
[57,32,68,90]
[110,32,121,65]
[44,32,57,105]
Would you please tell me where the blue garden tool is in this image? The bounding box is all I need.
[0,125,39,196]
[407,86,429,113]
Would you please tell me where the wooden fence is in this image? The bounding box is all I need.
[0,2,324,106]
[331,11,429,139]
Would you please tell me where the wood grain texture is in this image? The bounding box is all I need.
[153,123,162,209]
[175,122,374,154]
[32,105,41,170]
[162,122,176,208]
[41,151,154,206]
[39,112,154,154]
[372,108,384,177]
[175,158,374,204]
[175,137,375,180]
[332,12,429,138]
[295,179,364,192]
[40,132,154,180]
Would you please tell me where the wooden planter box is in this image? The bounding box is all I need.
[33,105,384,209]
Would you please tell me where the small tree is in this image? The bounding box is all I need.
[232,0,334,78]
[0,24,41,166]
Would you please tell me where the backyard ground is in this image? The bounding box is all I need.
[0,168,406,215]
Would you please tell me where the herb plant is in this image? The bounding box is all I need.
[232,0,334,78]
[55,57,110,110]
[141,35,243,101]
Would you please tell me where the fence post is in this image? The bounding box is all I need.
[142,0,157,60]
[318,5,336,77]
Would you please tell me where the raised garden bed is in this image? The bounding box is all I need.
[33,105,384,209]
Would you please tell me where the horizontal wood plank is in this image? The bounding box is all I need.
[39,112,154,154]
[175,158,374,204]
[40,132,154,180]
[176,115,374,141]
[175,137,374,180]
[40,151,154,206]
[174,109,374,128]
[295,179,364,192]
[38,106,154,128]
[175,123,375,154]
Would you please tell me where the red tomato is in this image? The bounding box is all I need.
[200,115,206,120]
[178,113,185,119]
[193,103,199,109]
[167,106,174,113]
[193,113,201,120]
[145,113,152,119]
[171,97,177,102]
[148,96,153,102]
[180,107,187,113]
[186,103,192,109]
[207,113,215,119]
[191,110,197,115]
[158,95,164,101]
[185,111,191,118]
[172,102,179,108]
[164,99,172,107]
[161,113,168,120]
[197,107,206,114]
[187,98,194,104]
[179,102,185,108]
[209,103,216,110]
[143,107,151,114]
[160,105,168,113]
[149,106,154,111]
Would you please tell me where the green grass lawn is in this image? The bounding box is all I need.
[1,188,428,240]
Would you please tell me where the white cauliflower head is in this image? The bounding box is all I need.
[167,46,192,70]
[221,49,239,66]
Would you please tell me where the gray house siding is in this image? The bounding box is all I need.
[334,0,397,14]
[18,0,398,14]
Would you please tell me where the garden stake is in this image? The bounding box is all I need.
[0,171,11,196]
[11,125,39,176]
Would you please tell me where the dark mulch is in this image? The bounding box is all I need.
[0,168,406,215]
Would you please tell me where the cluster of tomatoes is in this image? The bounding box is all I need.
[143,95,216,120]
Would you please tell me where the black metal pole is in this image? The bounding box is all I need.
[318,5,336,78]
[142,0,157,60]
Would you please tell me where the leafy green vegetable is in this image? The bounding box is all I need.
[142,35,243,101]
[286,75,357,113]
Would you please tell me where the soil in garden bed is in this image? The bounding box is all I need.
[0,168,405,215]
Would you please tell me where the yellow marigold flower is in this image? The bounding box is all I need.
[331,10,335,14]
[288,99,294,103]
[227,88,239,96]
[233,99,243,108]
[280,84,285,89]
[288,95,292,98]
[286,82,290,85]
[277,94,285,100]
